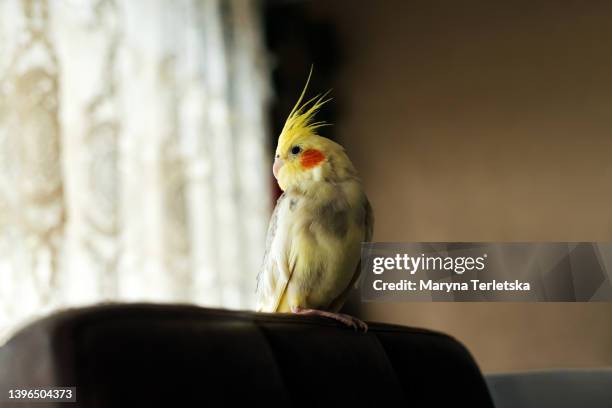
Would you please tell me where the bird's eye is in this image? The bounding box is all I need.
[291,145,301,155]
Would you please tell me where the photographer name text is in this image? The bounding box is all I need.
[373,279,530,292]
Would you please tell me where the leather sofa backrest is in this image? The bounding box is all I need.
[0,304,494,407]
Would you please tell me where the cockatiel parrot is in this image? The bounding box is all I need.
[256,72,373,330]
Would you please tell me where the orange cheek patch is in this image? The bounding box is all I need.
[300,149,325,169]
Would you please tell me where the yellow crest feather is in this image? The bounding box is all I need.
[277,68,332,153]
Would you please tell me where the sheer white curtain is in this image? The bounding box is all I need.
[0,0,271,342]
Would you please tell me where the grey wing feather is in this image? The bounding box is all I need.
[352,196,374,290]
[329,195,375,310]
[255,192,286,297]
[364,196,374,242]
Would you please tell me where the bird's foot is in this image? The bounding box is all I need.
[291,306,368,332]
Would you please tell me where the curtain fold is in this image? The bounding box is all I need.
[0,0,271,342]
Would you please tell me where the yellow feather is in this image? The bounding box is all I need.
[277,67,332,155]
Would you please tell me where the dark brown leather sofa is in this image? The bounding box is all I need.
[0,304,494,407]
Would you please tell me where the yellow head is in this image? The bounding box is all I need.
[273,72,356,191]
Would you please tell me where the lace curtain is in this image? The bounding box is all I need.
[0,0,271,342]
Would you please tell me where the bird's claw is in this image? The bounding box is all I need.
[291,307,368,332]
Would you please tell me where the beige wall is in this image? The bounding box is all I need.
[311,1,612,372]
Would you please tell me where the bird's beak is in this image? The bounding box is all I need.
[273,157,284,179]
